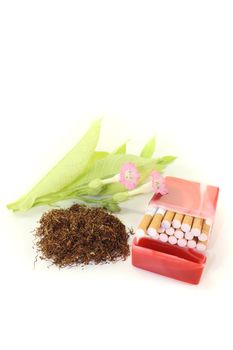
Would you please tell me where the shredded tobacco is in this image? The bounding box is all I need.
[34,204,132,267]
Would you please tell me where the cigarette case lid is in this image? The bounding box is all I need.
[150,176,219,219]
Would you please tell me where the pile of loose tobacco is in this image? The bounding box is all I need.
[34,204,133,267]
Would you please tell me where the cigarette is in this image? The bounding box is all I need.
[177,238,187,247]
[146,205,159,216]
[136,206,158,237]
[172,213,184,229]
[159,233,169,242]
[147,229,160,239]
[191,217,203,237]
[187,239,197,248]
[196,240,207,252]
[181,215,194,233]
[168,235,177,245]
[158,226,165,233]
[166,227,175,236]
[174,230,184,239]
[162,211,175,229]
[199,219,211,242]
[147,208,166,237]
[185,231,194,241]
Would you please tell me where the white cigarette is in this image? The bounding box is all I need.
[190,217,203,237]
[191,228,201,237]
[172,213,184,229]
[157,208,166,216]
[147,227,160,239]
[187,239,197,248]
[174,230,184,239]
[199,220,211,242]
[145,206,158,216]
[199,234,208,242]
[137,207,158,237]
[159,233,169,242]
[185,231,194,240]
[135,228,146,237]
[168,235,177,245]
[177,238,187,247]
[158,226,165,233]
[146,207,165,237]
[196,242,207,252]
[205,219,212,226]
[181,215,194,233]
[162,211,175,229]
[166,227,175,236]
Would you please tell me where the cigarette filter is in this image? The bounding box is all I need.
[136,206,158,237]
[199,219,211,242]
[158,226,165,233]
[147,208,166,237]
[172,213,184,229]
[181,215,194,233]
[191,217,203,237]
[162,211,175,229]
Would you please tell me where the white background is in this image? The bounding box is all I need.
[0,1,233,349]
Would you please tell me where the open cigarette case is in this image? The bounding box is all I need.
[132,176,219,284]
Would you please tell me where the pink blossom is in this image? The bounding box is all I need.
[119,162,140,190]
[151,171,168,195]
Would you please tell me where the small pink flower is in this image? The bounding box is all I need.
[119,162,140,190]
[151,171,168,195]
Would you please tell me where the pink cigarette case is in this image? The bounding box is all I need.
[132,176,219,284]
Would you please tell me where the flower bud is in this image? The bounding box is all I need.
[113,192,129,202]
[89,179,102,189]
[87,187,102,196]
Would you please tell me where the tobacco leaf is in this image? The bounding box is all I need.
[71,153,157,188]
[112,141,128,155]
[140,137,156,158]
[8,120,101,211]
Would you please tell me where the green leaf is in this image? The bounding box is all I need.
[7,119,102,211]
[100,182,126,196]
[32,152,152,205]
[72,154,156,188]
[32,151,108,206]
[69,151,108,184]
[102,200,121,212]
[112,141,128,155]
[30,153,177,206]
[140,137,156,158]
[154,155,177,168]
[91,151,109,161]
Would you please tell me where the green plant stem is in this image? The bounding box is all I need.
[33,185,89,205]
